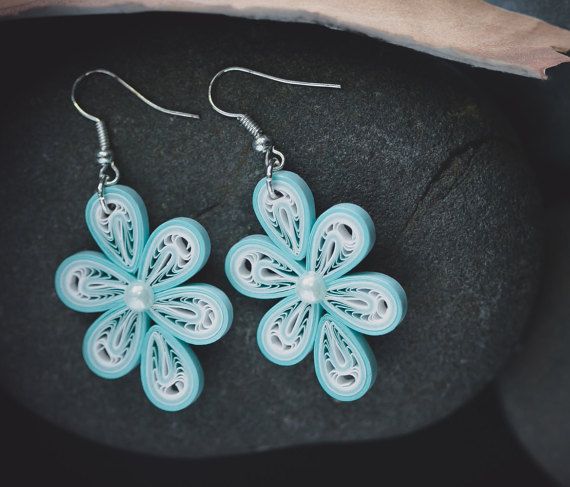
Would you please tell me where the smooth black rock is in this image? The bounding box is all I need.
[0,14,542,457]
[499,205,570,486]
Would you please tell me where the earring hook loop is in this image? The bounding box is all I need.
[207,66,341,118]
[71,69,200,213]
[208,66,341,198]
[72,68,200,121]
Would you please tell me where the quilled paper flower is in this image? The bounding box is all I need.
[226,171,406,401]
[55,185,232,411]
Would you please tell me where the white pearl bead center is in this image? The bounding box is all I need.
[296,271,326,304]
[124,281,154,312]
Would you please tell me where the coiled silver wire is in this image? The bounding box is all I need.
[94,120,119,213]
[237,114,262,138]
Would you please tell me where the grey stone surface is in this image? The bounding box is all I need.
[499,205,570,487]
[0,14,542,457]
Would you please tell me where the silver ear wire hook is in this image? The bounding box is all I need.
[208,66,341,198]
[71,69,200,213]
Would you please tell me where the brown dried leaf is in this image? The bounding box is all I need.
[2,0,569,78]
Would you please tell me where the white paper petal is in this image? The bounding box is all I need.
[85,185,149,273]
[253,170,315,261]
[83,306,148,378]
[323,272,407,335]
[140,326,203,411]
[257,295,319,365]
[148,285,232,345]
[226,235,304,299]
[138,217,210,293]
[314,314,376,401]
[308,203,375,282]
[55,251,131,312]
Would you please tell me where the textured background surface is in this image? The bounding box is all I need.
[490,3,570,484]
[499,205,570,486]
[0,14,543,457]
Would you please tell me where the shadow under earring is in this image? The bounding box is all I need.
[211,67,406,402]
[55,69,233,411]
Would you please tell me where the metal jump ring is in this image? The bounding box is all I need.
[98,161,120,187]
[265,159,277,199]
[265,148,285,199]
[97,175,112,214]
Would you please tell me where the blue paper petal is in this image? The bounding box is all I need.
[323,272,407,335]
[83,305,148,379]
[138,218,210,293]
[253,170,315,261]
[148,284,233,345]
[55,251,132,313]
[307,203,375,282]
[140,325,204,411]
[226,235,304,299]
[85,185,149,273]
[314,314,376,401]
[257,295,320,366]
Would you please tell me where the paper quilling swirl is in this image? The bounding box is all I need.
[55,185,232,411]
[226,171,407,401]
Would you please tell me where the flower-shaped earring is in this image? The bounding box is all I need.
[55,70,232,411]
[210,67,407,401]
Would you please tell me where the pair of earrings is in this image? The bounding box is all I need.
[55,67,407,411]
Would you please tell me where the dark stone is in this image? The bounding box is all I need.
[499,205,570,486]
[0,13,542,457]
